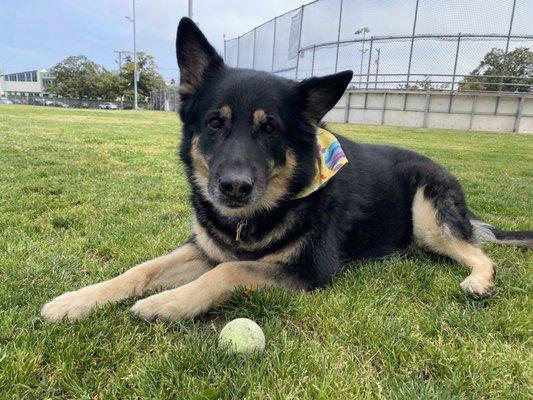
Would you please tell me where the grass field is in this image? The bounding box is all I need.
[0,105,531,399]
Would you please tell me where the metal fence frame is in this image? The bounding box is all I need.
[223,0,532,93]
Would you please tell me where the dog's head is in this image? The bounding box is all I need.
[176,17,352,217]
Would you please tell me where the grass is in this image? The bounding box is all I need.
[0,105,531,399]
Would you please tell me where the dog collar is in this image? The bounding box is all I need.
[295,127,348,198]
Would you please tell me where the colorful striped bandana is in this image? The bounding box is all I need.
[296,127,348,199]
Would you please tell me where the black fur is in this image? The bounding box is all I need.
[175,18,532,290]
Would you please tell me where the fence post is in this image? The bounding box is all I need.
[311,45,316,76]
[294,5,305,80]
[499,0,517,92]
[334,0,344,73]
[514,96,524,132]
[449,33,461,113]
[271,17,277,72]
[223,34,227,61]
[374,48,381,89]
[365,38,374,90]
[252,28,257,69]
[344,91,351,123]
[236,35,241,67]
[405,0,420,91]
[451,33,461,92]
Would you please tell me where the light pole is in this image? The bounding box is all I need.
[354,27,369,89]
[188,0,193,18]
[125,0,138,109]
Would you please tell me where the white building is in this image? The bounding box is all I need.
[0,69,55,96]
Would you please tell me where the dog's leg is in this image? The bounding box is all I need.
[412,188,495,297]
[130,261,304,321]
[41,243,212,322]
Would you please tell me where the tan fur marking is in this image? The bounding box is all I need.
[253,109,267,126]
[41,243,211,322]
[192,215,235,263]
[190,136,212,200]
[130,261,303,321]
[260,234,310,264]
[219,105,232,121]
[412,188,495,296]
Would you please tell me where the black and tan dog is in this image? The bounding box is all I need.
[42,18,532,323]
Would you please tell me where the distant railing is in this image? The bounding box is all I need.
[223,0,533,93]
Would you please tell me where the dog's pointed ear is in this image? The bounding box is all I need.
[296,70,353,123]
[176,17,224,94]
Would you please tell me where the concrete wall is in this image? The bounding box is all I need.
[324,90,533,134]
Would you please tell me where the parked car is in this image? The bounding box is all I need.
[10,98,23,104]
[0,97,14,104]
[52,100,69,108]
[32,98,46,106]
[99,102,118,110]
[44,99,54,106]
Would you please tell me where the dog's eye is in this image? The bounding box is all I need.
[208,117,223,130]
[263,122,276,134]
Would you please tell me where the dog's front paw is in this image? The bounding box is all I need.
[460,274,494,298]
[131,286,206,322]
[41,288,99,322]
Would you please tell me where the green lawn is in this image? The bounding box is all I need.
[0,105,531,399]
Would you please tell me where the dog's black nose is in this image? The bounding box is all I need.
[219,173,253,199]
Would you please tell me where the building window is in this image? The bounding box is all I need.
[32,71,37,82]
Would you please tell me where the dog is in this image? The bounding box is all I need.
[41,17,532,323]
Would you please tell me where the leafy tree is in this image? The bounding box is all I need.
[48,53,167,101]
[460,47,533,92]
[121,52,166,99]
[97,70,125,100]
[49,56,103,98]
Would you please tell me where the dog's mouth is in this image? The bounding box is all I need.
[216,193,253,209]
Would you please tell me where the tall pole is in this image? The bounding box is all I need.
[188,0,193,19]
[499,0,517,92]
[406,0,420,90]
[355,28,369,89]
[360,31,365,88]
[334,0,343,73]
[114,50,127,108]
[133,0,138,110]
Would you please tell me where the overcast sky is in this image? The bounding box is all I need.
[1,0,529,84]
[0,0,307,81]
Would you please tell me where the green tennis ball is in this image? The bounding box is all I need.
[218,318,265,354]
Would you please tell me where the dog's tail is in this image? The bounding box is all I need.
[470,217,533,248]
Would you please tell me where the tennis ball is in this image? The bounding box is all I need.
[218,318,265,354]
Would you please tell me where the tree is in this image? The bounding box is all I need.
[121,52,166,100]
[49,55,103,98]
[97,70,125,100]
[460,47,533,92]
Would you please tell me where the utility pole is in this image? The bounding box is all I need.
[188,0,193,19]
[114,50,129,109]
[125,0,138,109]
[355,27,370,89]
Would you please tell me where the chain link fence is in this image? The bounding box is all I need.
[224,0,533,92]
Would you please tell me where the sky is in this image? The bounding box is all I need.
[0,0,306,82]
[1,0,530,84]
